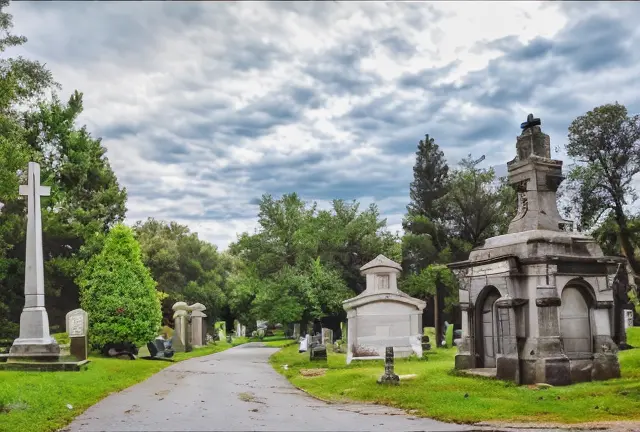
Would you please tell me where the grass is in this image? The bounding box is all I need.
[0,341,235,432]
[270,328,640,425]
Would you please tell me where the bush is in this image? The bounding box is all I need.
[78,224,162,349]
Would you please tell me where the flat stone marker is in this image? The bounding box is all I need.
[66,309,88,361]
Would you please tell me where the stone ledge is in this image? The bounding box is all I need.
[0,358,89,372]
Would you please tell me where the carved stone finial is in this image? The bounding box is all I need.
[520,113,541,131]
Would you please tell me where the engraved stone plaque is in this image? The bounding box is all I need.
[66,309,88,338]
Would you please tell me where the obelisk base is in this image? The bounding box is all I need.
[8,307,61,362]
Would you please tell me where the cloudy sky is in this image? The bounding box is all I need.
[7,1,640,249]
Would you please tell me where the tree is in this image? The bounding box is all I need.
[78,224,162,349]
[439,155,515,259]
[564,103,640,281]
[134,218,230,325]
[407,134,449,223]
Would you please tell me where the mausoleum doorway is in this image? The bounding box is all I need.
[560,284,594,357]
[475,286,501,368]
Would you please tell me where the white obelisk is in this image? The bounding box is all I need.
[9,162,60,359]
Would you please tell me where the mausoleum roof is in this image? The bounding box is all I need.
[360,254,402,273]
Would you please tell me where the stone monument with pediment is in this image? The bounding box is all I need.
[342,255,426,364]
[448,115,623,385]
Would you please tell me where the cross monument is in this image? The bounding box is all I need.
[8,162,60,359]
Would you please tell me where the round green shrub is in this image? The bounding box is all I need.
[78,224,162,349]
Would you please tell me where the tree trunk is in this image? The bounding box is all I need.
[434,290,442,348]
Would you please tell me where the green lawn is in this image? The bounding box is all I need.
[0,341,235,432]
[270,328,640,425]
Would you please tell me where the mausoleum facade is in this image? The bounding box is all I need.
[448,115,624,385]
[343,255,425,364]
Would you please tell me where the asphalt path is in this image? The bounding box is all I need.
[62,342,476,432]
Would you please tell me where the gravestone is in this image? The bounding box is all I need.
[66,309,88,361]
[142,337,174,361]
[293,323,301,339]
[189,303,207,347]
[215,321,226,341]
[171,302,189,353]
[321,328,333,345]
[241,325,246,337]
[377,347,399,385]
[421,335,431,352]
[624,310,634,330]
[7,162,61,362]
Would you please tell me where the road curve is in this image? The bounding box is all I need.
[62,343,474,432]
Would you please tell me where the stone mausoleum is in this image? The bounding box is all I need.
[343,255,426,364]
[448,115,624,385]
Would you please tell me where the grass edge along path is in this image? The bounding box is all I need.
[0,341,236,432]
[270,328,640,426]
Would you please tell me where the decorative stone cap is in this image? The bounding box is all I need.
[189,303,206,312]
[172,301,188,311]
[360,255,402,274]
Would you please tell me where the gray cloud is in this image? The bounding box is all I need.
[7,1,640,248]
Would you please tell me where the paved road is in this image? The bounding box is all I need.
[63,343,476,432]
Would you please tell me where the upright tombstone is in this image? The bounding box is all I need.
[293,323,301,340]
[171,302,189,353]
[322,328,333,345]
[189,303,207,347]
[342,255,426,364]
[8,162,60,362]
[66,309,88,361]
[215,321,226,341]
[377,347,399,385]
[448,115,622,385]
[241,325,246,337]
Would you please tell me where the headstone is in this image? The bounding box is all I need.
[309,343,327,361]
[293,323,301,339]
[299,337,308,353]
[8,162,61,361]
[377,347,399,385]
[421,335,431,352]
[235,320,242,337]
[624,310,634,330]
[66,309,88,361]
[241,325,246,337]
[215,321,226,341]
[143,337,174,361]
[171,302,189,353]
[189,303,207,347]
[321,328,333,345]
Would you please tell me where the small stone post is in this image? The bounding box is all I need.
[377,347,399,385]
[189,303,207,348]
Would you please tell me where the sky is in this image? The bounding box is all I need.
[6,1,640,250]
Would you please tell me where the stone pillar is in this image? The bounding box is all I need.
[189,303,207,348]
[592,300,621,380]
[377,347,399,385]
[494,298,526,382]
[454,302,475,370]
[346,310,357,364]
[171,302,189,352]
[528,285,570,385]
[66,309,89,361]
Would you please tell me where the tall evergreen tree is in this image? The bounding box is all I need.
[407,134,449,222]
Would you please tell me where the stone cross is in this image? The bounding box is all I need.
[20,162,50,315]
[9,162,60,359]
[377,347,399,385]
[520,113,541,131]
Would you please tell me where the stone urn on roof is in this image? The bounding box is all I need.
[342,255,426,364]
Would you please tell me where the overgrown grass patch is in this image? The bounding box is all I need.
[0,341,235,432]
[270,328,640,425]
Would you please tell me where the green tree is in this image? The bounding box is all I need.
[78,224,161,349]
[564,103,640,281]
[134,218,229,325]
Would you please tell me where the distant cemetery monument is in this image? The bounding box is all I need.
[343,255,426,364]
[1,162,88,371]
[448,115,625,385]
